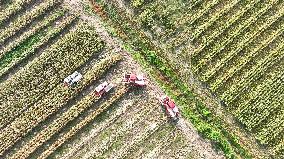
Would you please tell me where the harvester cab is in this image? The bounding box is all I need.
[94,81,114,97]
[122,73,146,87]
[64,71,82,87]
[160,96,180,121]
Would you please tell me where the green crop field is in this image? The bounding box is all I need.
[92,0,284,158]
[0,0,283,158]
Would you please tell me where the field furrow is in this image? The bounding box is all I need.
[166,0,222,48]
[210,22,284,92]
[0,0,60,45]
[0,8,66,58]
[174,0,239,50]
[0,0,34,26]
[221,42,284,105]
[200,3,284,83]
[0,14,76,79]
[193,0,279,75]
[190,0,264,61]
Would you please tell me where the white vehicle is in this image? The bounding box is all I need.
[64,71,82,87]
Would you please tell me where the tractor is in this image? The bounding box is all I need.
[122,73,146,87]
[64,71,82,87]
[94,81,114,97]
[160,96,180,122]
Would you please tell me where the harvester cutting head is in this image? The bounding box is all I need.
[122,72,146,87]
[160,95,180,121]
[64,71,82,87]
[94,81,114,97]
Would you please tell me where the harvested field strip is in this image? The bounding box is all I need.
[9,85,127,159]
[142,130,176,159]
[37,86,129,159]
[153,132,188,159]
[200,5,284,83]
[0,0,60,45]
[64,95,151,159]
[194,0,281,71]
[0,14,76,78]
[60,97,137,159]
[87,115,166,159]
[81,100,163,159]
[209,22,284,92]
[0,0,34,26]
[0,22,103,130]
[124,124,175,159]
[190,0,264,60]
[0,53,121,155]
[221,42,284,105]
[101,101,165,159]
[0,8,66,58]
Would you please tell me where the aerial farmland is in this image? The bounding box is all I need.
[0,0,283,158]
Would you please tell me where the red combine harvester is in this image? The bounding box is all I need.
[64,71,82,87]
[122,73,146,87]
[160,96,180,121]
[94,81,114,97]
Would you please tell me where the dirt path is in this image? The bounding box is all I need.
[63,0,224,158]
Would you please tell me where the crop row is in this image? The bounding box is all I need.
[238,83,284,131]
[200,2,284,83]
[166,0,221,48]
[10,82,127,159]
[0,0,34,26]
[275,139,284,156]
[236,69,284,116]
[173,0,240,50]
[189,0,240,43]
[0,13,76,79]
[210,20,284,93]
[0,26,109,154]
[190,0,262,61]
[192,0,276,73]
[221,42,284,105]
[174,0,220,31]
[0,8,66,58]
[0,0,60,45]
[256,101,284,145]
